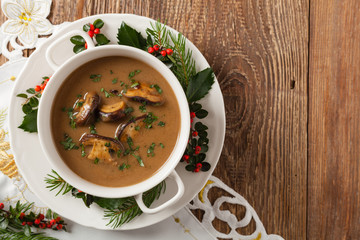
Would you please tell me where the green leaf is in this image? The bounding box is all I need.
[190,103,202,112]
[95,34,110,45]
[195,122,208,131]
[186,68,215,102]
[22,103,32,114]
[0,218,9,229]
[83,24,90,32]
[93,19,104,29]
[195,109,208,119]
[185,165,196,172]
[70,35,86,45]
[18,109,38,133]
[26,88,35,94]
[24,225,31,237]
[73,45,86,54]
[29,97,39,108]
[17,93,28,98]
[201,162,211,171]
[117,22,147,49]
[94,197,128,210]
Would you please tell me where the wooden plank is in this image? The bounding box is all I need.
[308,0,360,239]
[0,1,309,238]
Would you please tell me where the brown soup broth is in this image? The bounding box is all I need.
[51,56,181,187]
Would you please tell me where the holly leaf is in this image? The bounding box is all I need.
[117,22,147,49]
[186,68,214,103]
[18,109,38,133]
[70,35,85,45]
[93,19,104,29]
[73,45,86,54]
[95,34,110,45]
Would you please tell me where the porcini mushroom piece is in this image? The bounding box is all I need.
[75,92,100,126]
[99,101,126,122]
[123,84,164,105]
[79,133,123,164]
[115,114,147,142]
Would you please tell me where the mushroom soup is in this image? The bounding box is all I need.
[51,56,181,187]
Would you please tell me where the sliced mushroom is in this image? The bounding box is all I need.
[123,83,164,105]
[75,92,100,126]
[99,101,126,122]
[115,115,147,142]
[79,133,123,165]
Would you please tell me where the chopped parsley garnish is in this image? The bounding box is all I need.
[110,70,113,74]
[127,137,134,150]
[90,74,102,82]
[104,142,111,147]
[61,134,79,150]
[135,126,140,131]
[158,121,165,127]
[123,149,130,156]
[128,69,141,80]
[147,143,156,157]
[139,104,147,113]
[100,88,114,98]
[89,124,97,134]
[94,158,99,164]
[76,94,82,98]
[112,78,118,84]
[81,144,86,157]
[130,82,139,88]
[131,153,144,167]
[150,84,163,94]
[119,163,130,171]
[159,143,165,148]
[143,112,158,129]
[66,108,76,129]
[124,107,134,115]
[117,149,122,158]
[120,81,125,86]
[76,101,84,107]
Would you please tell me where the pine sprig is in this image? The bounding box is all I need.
[0,228,57,240]
[103,181,166,228]
[44,170,74,196]
[168,32,196,89]
[146,21,170,48]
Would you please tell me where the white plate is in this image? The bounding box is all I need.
[8,14,225,230]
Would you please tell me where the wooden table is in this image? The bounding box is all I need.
[1,1,359,239]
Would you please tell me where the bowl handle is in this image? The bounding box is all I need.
[134,170,185,214]
[45,30,95,71]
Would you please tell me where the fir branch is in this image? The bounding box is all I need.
[103,181,166,228]
[44,170,74,196]
[146,21,169,48]
[0,228,58,240]
[169,32,196,89]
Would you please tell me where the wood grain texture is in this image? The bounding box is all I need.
[0,1,310,239]
[308,1,360,239]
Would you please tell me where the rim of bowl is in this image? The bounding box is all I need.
[38,45,190,198]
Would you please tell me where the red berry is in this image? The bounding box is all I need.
[94,28,100,34]
[148,47,154,53]
[196,163,202,168]
[20,212,25,219]
[40,83,46,90]
[194,168,200,172]
[34,219,41,225]
[195,146,201,152]
[90,24,94,31]
[0,203,4,209]
[153,45,159,51]
[190,112,196,119]
[85,42,88,49]
[22,222,26,226]
[166,48,173,55]
[160,50,167,56]
[47,223,52,228]
[88,30,94,38]
[56,224,63,230]
[40,223,46,229]
[50,219,56,225]
[55,217,61,222]
[38,214,45,220]
[192,131,198,137]
[182,155,189,161]
[35,85,41,92]
[27,222,33,226]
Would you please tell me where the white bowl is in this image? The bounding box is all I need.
[38,30,189,214]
